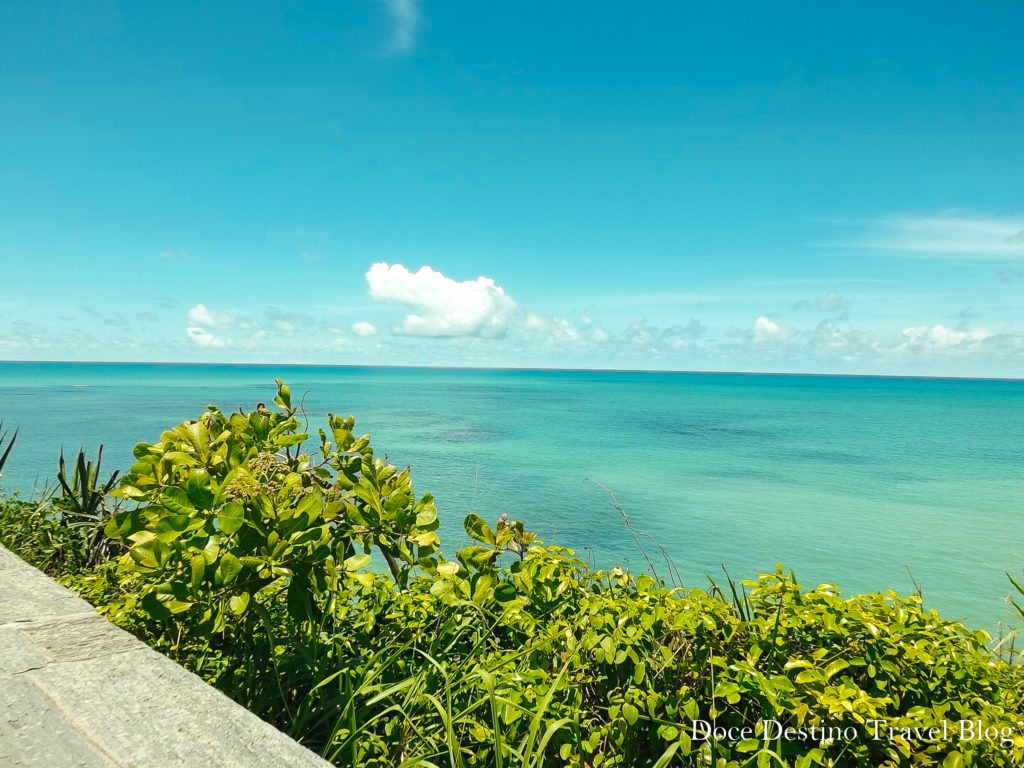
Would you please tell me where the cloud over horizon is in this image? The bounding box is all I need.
[898,324,992,353]
[186,325,228,348]
[753,315,783,343]
[187,304,238,330]
[32,257,1018,376]
[365,262,517,338]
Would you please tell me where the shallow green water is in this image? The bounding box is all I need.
[1,362,1022,632]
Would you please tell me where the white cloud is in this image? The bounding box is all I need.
[662,319,707,342]
[524,312,547,331]
[818,292,846,311]
[184,303,254,347]
[519,312,602,346]
[159,248,187,259]
[797,316,873,356]
[366,262,517,338]
[276,320,296,335]
[386,0,419,55]
[898,324,991,352]
[793,292,849,312]
[352,321,377,337]
[753,316,783,343]
[625,321,656,348]
[546,319,584,346]
[186,326,228,348]
[623,319,706,352]
[847,214,1024,258]
[187,304,237,329]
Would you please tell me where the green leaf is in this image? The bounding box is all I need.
[471,572,495,605]
[273,379,292,410]
[796,669,823,684]
[132,442,156,460]
[415,505,438,527]
[140,589,171,619]
[430,579,455,599]
[184,469,214,508]
[770,674,795,692]
[651,743,679,768]
[214,552,242,587]
[824,659,850,680]
[105,508,144,539]
[714,680,740,697]
[155,515,192,542]
[437,561,460,579]
[343,553,372,571]
[217,502,245,535]
[160,487,195,516]
[190,554,206,590]
[228,592,251,615]
[165,598,193,614]
[165,451,198,467]
[622,702,639,725]
[129,537,170,570]
[493,582,518,602]
[185,421,210,462]
[460,545,495,571]
[202,535,221,564]
[293,491,322,522]
[287,572,315,622]
[463,513,496,546]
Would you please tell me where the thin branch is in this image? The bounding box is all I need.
[585,478,665,585]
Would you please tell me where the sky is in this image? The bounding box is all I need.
[1,1,1022,377]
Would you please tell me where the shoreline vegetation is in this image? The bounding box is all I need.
[1,382,1023,767]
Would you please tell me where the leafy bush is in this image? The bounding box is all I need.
[2,382,1023,767]
[0,445,122,577]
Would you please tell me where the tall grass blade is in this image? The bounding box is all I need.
[0,424,17,477]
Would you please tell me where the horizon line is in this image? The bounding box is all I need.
[1,359,1022,383]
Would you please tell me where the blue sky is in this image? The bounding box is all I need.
[1,1,1022,376]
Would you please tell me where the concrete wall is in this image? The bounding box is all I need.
[0,545,333,768]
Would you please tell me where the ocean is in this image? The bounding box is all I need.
[1,361,1022,633]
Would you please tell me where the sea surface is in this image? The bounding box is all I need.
[1,362,1022,633]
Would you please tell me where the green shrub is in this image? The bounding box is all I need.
[0,445,122,577]
[2,382,1023,767]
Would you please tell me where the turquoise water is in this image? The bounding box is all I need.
[1,362,1022,633]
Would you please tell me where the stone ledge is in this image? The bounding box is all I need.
[0,545,332,768]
